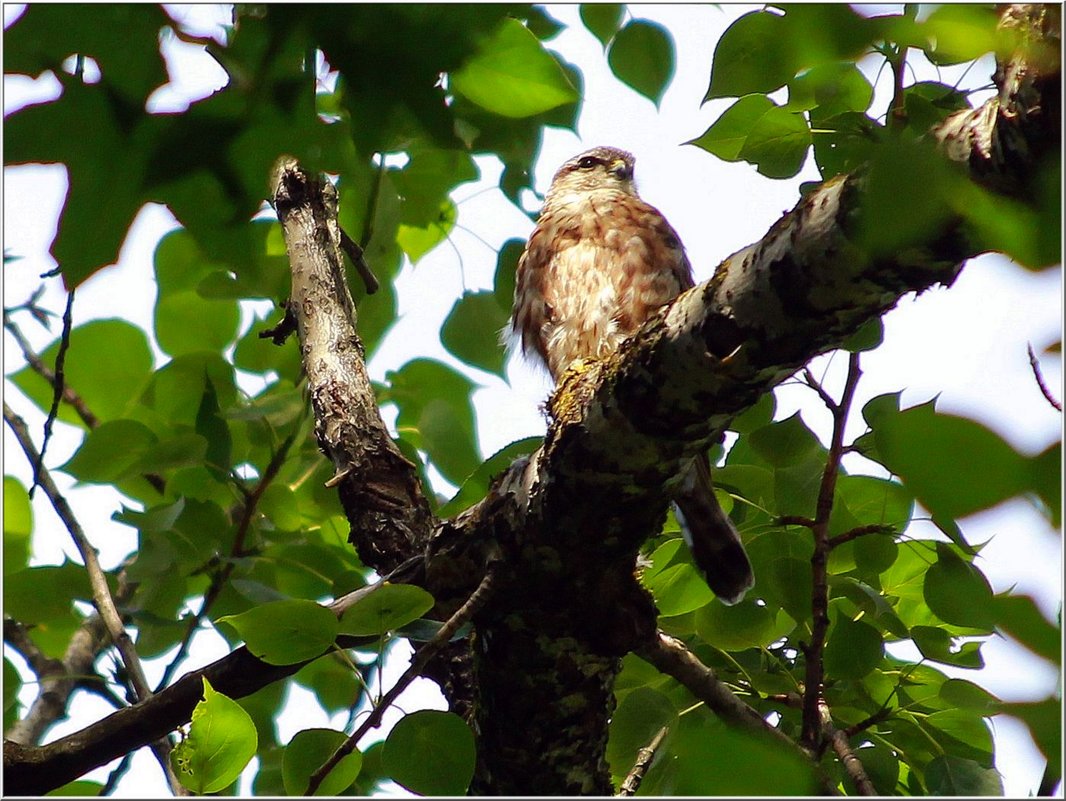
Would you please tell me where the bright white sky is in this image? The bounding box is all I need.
[2,3,1061,797]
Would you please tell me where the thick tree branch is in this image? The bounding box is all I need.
[819,699,877,796]
[3,6,1057,793]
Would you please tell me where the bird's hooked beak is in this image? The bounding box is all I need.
[610,158,634,181]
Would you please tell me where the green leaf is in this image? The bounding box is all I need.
[607,20,675,107]
[923,5,1000,65]
[148,353,237,427]
[939,678,1001,713]
[4,4,168,104]
[924,709,995,765]
[338,583,435,636]
[3,477,32,575]
[5,83,149,287]
[580,4,624,49]
[823,615,883,679]
[4,563,90,625]
[925,755,1002,795]
[217,599,338,665]
[10,319,153,425]
[282,728,362,796]
[842,318,883,353]
[438,436,542,517]
[195,378,233,481]
[873,402,1030,520]
[607,687,677,783]
[294,654,363,715]
[396,199,456,264]
[392,149,480,225]
[858,139,961,256]
[60,419,157,483]
[172,678,258,794]
[46,780,103,797]
[911,625,984,669]
[646,562,715,617]
[705,11,797,99]
[923,543,994,630]
[384,359,481,486]
[993,594,1060,664]
[748,412,822,467]
[738,103,811,179]
[688,95,774,162]
[382,710,476,796]
[672,715,817,794]
[450,18,578,118]
[493,238,524,314]
[154,289,240,358]
[788,62,873,117]
[441,290,509,377]
[695,599,777,650]
[1003,698,1061,781]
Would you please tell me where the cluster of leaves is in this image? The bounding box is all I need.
[3,3,584,794]
[3,3,1061,797]
[690,4,1059,269]
[608,368,1060,793]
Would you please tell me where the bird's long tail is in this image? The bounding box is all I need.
[673,453,754,605]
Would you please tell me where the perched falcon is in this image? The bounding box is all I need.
[511,145,754,605]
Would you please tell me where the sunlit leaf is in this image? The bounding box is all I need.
[451,18,577,118]
[217,599,338,665]
[338,583,435,636]
[171,678,258,794]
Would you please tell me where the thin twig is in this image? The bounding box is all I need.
[154,435,295,693]
[1027,343,1062,412]
[30,288,75,497]
[339,227,380,294]
[4,402,186,794]
[5,402,151,701]
[617,725,668,796]
[800,353,862,750]
[842,706,892,739]
[827,523,896,549]
[305,566,501,795]
[887,43,909,132]
[777,515,816,529]
[3,617,64,679]
[819,699,877,795]
[259,300,298,345]
[3,310,98,428]
[637,632,798,748]
[802,367,838,411]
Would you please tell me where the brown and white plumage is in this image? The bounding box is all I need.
[511,146,754,604]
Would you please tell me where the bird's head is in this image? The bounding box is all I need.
[544,146,638,206]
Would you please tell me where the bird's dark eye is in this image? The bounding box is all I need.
[577,156,599,169]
